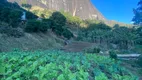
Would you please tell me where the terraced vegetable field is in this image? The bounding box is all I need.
[0,50,139,80]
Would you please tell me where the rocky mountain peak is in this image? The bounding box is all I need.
[8,0,106,20]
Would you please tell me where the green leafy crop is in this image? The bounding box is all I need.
[0,50,138,80]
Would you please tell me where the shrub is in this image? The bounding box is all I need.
[137,55,142,67]
[25,20,50,32]
[95,73,108,80]
[0,2,38,27]
[0,24,24,38]
[0,8,10,23]
[0,8,22,27]
[84,47,101,53]
[39,22,50,32]
[26,11,38,19]
[137,27,142,36]
[8,9,22,27]
[54,29,64,36]
[135,38,142,45]
[25,20,40,32]
[62,28,73,39]
[42,19,52,26]
[113,24,120,29]
[109,50,117,60]
[53,27,73,39]
[88,22,111,30]
[49,11,66,35]
[93,48,101,53]
[50,11,66,28]
[49,11,73,39]
[61,11,82,25]
[7,28,24,38]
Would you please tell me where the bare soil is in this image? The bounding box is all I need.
[62,41,95,52]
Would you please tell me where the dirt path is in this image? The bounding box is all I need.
[62,41,95,52]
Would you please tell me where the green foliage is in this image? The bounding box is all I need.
[32,9,53,19]
[0,50,137,80]
[50,11,66,28]
[93,47,101,53]
[135,38,142,45]
[24,11,73,39]
[61,11,82,25]
[8,9,22,27]
[109,50,118,60]
[49,11,73,39]
[84,47,101,53]
[112,74,138,80]
[137,27,142,36]
[62,28,73,39]
[77,22,112,42]
[84,19,101,24]
[135,27,142,45]
[0,1,37,27]
[0,7,22,27]
[25,20,50,32]
[132,0,142,25]
[87,22,111,30]
[137,55,142,67]
[95,73,108,80]
[77,22,139,50]
[0,59,5,75]
[111,27,137,49]
[26,11,38,19]
[113,24,120,28]
[21,4,32,10]
[112,27,135,41]
[49,11,66,35]
[133,45,142,54]
[0,22,24,38]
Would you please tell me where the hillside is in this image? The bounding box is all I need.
[0,30,64,52]
[0,0,142,79]
[0,0,65,52]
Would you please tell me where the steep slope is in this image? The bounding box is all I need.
[0,30,64,52]
[8,0,106,20]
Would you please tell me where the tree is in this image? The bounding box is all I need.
[50,12,66,28]
[25,20,50,32]
[137,55,142,67]
[132,0,142,25]
[49,12,73,39]
[49,11,66,32]
[113,24,119,29]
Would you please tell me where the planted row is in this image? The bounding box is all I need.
[0,50,138,80]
